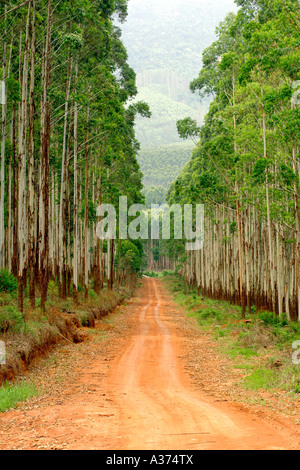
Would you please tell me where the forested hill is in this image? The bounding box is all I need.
[0,0,149,311]
[120,0,238,83]
[139,142,195,187]
[164,0,300,320]
[0,0,298,323]
[118,0,238,190]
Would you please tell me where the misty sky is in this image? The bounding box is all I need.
[119,0,239,149]
[127,0,238,17]
[121,0,238,76]
[125,0,238,20]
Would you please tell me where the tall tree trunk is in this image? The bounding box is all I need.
[40,0,52,312]
[18,2,31,312]
[12,104,18,277]
[261,81,275,313]
[292,141,300,320]
[108,238,114,290]
[28,0,36,308]
[83,97,90,300]
[73,61,79,303]
[0,5,7,269]
[59,56,72,299]
[233,69,245,317]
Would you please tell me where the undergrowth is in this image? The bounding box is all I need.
[0,274,136,406]
[143,270,175,278]
[0,380,40,413]
[163,274,300,399]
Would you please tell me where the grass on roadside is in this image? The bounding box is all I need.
[0,380,40,413]
[142,270,175,278]
[0,276,134,390]
[163,274,300,399]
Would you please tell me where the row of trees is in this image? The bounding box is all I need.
[138,142,195,187]
[0,0,150,312]
[166,0,300,320]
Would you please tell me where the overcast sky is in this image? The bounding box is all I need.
[126,0,238,17]
[120,0,239,76]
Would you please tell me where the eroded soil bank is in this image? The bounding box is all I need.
[0,278,300,450]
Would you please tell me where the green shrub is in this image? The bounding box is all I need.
[88,289,98,300]
[0,270,18,294]
[0,305,24,333]
[198,308,221,320]
[289,321,300,335]
[162,270,174,277]
[78,311,89,326]
[258,311,288,327]
[0,381,39,412]
[47,280,57,297]
[143,270,159,278]
[243,368,279,390]
[272,326,296,345]
[229,345,259,359]
[116,240,143,274]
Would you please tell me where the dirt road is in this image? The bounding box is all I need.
[0,278,300,450]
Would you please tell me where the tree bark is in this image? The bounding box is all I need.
[0,5,7,269]
[40,0,52,312]
[28,0,36,308]
[73,61,79,303]
[18,2,31,312]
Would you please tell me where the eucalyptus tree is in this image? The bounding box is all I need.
[167,0,300,320]
[0,0,148,312]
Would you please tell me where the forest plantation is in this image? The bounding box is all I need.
[0,0,299,332]
[0,0,299,443]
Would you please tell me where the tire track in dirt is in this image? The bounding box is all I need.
[103,278,296,450]
[0,278,299,450]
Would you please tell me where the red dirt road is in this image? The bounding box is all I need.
[0,278,300,450]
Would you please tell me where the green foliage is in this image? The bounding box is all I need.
[132,85,205,147]
[243,369,279,391]
[279,163,297,187]
[177,117,201,142]
[143,185,167,207]
[117,240,143,273]
[0,305,24,334]
[0,381,40,413]
[162,270,175,277]
[0,270,18,294]
[164,0,300,284]
[143,270,159,278]
[229,222,237,234]
[6,74,21,102]
[88,290,98,300]
[258,311,288,328]
[137,142,194,188]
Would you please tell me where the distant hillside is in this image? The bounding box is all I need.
[119,0,238,183]
[137,142,195,187]
[120,0,237,79]
[132,85,208,146]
